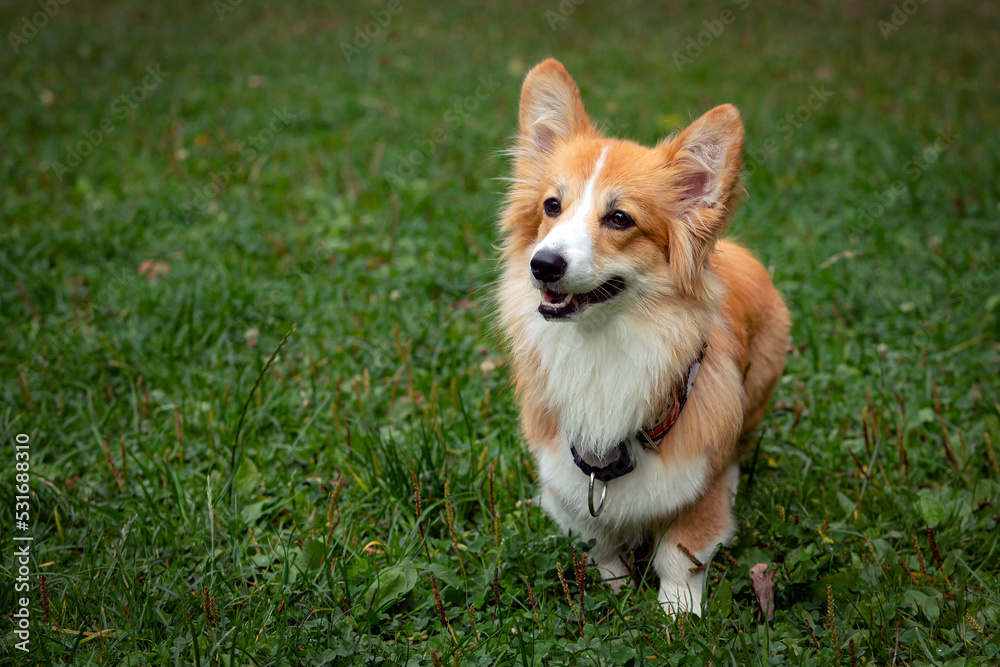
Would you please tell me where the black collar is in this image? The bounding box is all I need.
[570,341,707,486]
[571,439,636,483]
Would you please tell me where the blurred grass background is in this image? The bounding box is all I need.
[1,1,999,665]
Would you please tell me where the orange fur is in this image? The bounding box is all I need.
[497,59,790,616]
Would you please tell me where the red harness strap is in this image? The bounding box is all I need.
[639,341,708,449]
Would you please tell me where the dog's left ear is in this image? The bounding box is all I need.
[660,104,744,242]
[518,59,595,159]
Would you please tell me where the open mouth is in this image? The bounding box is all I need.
[538,277,626,320]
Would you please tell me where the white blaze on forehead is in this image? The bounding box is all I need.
[532,146,610,285]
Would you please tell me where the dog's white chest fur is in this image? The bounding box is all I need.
[515,292,713,537]
[516,280,702,455]
[532,319,666,450]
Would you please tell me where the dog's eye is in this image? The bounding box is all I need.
[543,197,561,217]
[607,210,634,229]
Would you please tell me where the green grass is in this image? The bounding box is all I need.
[2,0,999,664]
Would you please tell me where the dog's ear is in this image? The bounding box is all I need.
[519,59,595,158]
[660,104,744,242]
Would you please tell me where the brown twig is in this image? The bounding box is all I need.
[925,525,950,588]
[898,557,917,585]
[429,573,456,645]
[913,535,927,577]
[341,591,352,617]
[984,429,999,477]
[468,604,479,645]
[175,409,184,467]
[895,393,910,481]
[862,531,880,567]
[803,615,821,654]
[16,280,41,324]
[965,612,987,639]
[443,481,465,576]
[493,564,502,617]
[721,549,741,570]
[202,585,218,627]
[827,585,841,665]
[488,460,499,550]
[39,575,50,624]
[410,470,430,559]
[556,562,576,612]
[575,552,588,631]
[488,461,497,518]
[119,435,128,483]
[847,447,870,481]
[524,576,542,631]
[932,382,961,473]
[677,543,706,572]
[17,371,31,410]
[101,439,125,492]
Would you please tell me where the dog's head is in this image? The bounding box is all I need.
[501,58,744,322]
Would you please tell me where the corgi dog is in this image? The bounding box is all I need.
[496,59,790,616]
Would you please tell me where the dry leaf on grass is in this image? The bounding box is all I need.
[138,260,170,281]
[749,562,776,621]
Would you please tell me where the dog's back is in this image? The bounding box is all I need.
[712,240,791,436]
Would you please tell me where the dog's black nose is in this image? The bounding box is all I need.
[530,250,568,283]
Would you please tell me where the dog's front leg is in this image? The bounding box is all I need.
[539,485,632,592]
[590,546,632,593]
[652,465,739,617]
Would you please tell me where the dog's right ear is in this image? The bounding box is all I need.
[518,59,594,158]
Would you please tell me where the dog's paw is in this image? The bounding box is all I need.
[593,554,631,593]
[658,582,703,617]
[603,575,629,594]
